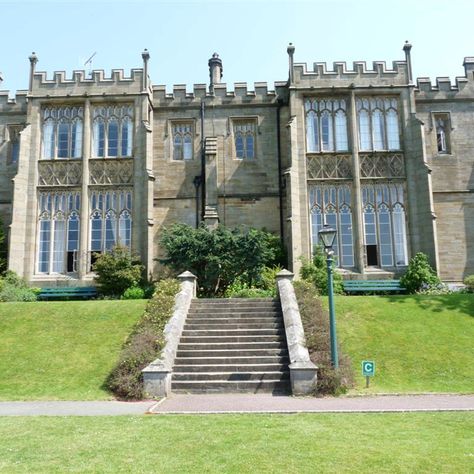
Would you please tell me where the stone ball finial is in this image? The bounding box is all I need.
[287,43,295,55]
[29,52,38,65]
[403,40,412,52]
[142,48,150,60]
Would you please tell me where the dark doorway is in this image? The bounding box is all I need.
[366,245,378,266]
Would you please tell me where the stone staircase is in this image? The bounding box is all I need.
[171,298,290,394]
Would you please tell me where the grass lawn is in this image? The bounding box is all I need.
[334,294,474,394]
[0,300,146,401]
[0,413,472,473]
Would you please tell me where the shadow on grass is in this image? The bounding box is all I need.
[383,293,474,317]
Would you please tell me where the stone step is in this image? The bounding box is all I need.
[186,316,282,323]
[182,329,284,337]
[172,371,290,382]
[194,298,279,304]
[179,335,285,344]
[171,380,290,394]
[174,356,289,365]
[178,341,286,350]
[174,363,289,373]
[188,307,282,315]
[176,348,288,358]
[184,322,284,331]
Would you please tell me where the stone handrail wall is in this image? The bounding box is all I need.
[276,270,317,395]
[142,271,196,398]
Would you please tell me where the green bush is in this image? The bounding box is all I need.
[160,224,285,296]
[122,286,145,300]
[0,216,6,275]
[92,246,144,297]
[294,280,353,395]
[0,271,38,302]
[300,246,344,295]
[107,278,180,400]
[224,265,283,298]
[400,252,441,294]
[463,275,474,292]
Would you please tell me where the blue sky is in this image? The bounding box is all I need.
[1,0,474,94]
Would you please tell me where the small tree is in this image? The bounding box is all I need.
[92,246,144,297]
[400,252,441,294]
[300,246,344,295]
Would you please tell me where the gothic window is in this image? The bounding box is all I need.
[172,122,193,160]
[356,98,400,151]
[42,107,83,159]
[89,190,132,267]
[433,113,451,154]
[233,120,256,159]
[309,184,354,267]
[92,105,133,158]
[37,191,81,274]
[7,125,21,165]
[305,99,348,153]
[361,183,408,267]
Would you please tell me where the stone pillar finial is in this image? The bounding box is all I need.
[287,43,295,85]
[141,48,150,91]
[208,52,223,93]
[28,52,38,93]
[403,40,413,84]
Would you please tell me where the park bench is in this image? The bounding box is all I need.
[343,279,406,294]
[38,286,98,300]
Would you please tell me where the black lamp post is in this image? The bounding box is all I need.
[318,224,339,369]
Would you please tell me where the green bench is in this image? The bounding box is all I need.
[38,286,98,300]
[343,279,406,294]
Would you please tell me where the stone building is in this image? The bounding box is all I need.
[0,43,472,286]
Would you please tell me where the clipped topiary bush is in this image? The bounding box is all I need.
[400,252,441,294]
[107,278,180,400]
[294,279,353,395]
[121,286,145,300]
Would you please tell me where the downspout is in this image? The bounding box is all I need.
[200,99,206,220]
[276,98,284,243]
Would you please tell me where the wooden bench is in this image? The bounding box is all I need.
[343,279,406,294]
[38,286,98,300]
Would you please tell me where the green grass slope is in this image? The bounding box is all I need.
[335,294,474,394]
[0,413,472,473]
[0,300,146,400]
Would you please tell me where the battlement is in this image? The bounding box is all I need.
[30,68,145,96]
[292,60,409,87]
[0,90,27,112]
[415,76,470,93]
[152,81,287,105]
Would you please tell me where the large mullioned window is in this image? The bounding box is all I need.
[42,107,83,159]
[357,97,400,151]
[305,98,348,153]
[233,120,256,159]
[37,192,81,274]
[362,183,408,267]
[89,190,132,264]
[172,122,193,160]
[92,105,133,158]
[309,184,354,267]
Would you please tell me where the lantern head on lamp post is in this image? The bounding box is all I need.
[318,224,339,369]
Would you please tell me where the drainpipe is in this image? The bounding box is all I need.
[200,99,206,220]
[276,98,284,243]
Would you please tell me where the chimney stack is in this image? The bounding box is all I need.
[208,52,223,93]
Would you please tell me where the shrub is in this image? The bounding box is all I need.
[294,279,353,396]
[400,252,441,294]
[0,216,6,275]
[92,245,144,297]
[107,278,180,400]
[160,224,285,296]
[0,271,38,302]
[224,265,282,298]
[122,286,145,300]
[464,275,474,292]
[300,246,343,296]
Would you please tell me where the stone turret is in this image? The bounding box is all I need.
[208,52,223,93]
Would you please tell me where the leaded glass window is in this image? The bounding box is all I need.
[92,105,133,158]
[37,191,81,273]
[233,120,256,159]
[434,113,451,154]
[172,123,193,160]
[305,99,348,153]
[361,183,408,267]
[356,98,400,151]
[309,184,354,268]
[41,107,83,159]
[89,190,132,265]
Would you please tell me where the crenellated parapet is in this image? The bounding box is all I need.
[152,81,288,106]
[292,60,410,88]
[0,90,27,113]
[30,68,145,97]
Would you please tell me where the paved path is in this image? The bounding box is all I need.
[0,394,473,416]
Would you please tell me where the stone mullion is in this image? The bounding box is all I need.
[349,92,365,274]
[78,99,90,279]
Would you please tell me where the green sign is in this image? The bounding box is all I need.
[362,360,375,377]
